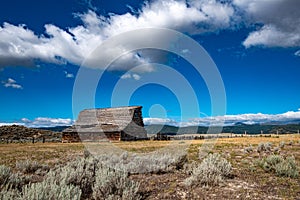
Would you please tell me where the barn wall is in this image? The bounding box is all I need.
[80,132,121,141]
[62,132,80,143]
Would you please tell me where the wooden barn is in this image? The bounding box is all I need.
[62,106,148,142]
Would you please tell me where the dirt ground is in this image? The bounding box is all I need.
[1,134,300,199]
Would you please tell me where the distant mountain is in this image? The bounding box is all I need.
[234,122,251,126]
[145,123,300,134]
[222,123,300,134]
[261,119,300,125]
[27,123,300,135]
[145,124,208,134]
[145,124,178,135]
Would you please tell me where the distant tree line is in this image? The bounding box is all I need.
[145,124,300,135]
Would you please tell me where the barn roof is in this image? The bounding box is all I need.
[81,105,142,112]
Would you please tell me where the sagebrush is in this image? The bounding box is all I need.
[185,153,232,187]
[256,155,299,178]
[0,149,187,199]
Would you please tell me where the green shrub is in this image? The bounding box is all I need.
[57,157,141,200]
[7,173,24,191]
[266,155,284,166]
[92,167,140,200]
[16,160,42,174]
[0,165,24,192]
[256,155,299,178]
[184,153,232,187]
[95,149,187,174]
[244,145,253,153]
[263,155,283,172]
[273,147,280,154]
[0,167,81,200]
[0,189,21,200]
[21,170,82,200]
[1,149,186,199]
[60,157,97,196]
[279,141,285,149]
[183,161,198,175]
[275,156,298,178]
[0,165,11,188]
[257,142,272,153]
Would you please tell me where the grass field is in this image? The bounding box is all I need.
[1,134,300,199]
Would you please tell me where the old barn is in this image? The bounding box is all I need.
[62,106,147,142]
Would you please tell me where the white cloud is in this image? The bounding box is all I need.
[243,25,300,48]
[0,117,74,128]
[0,0,235,71]
[132,74,141,80]
[234,0,300,48]
[144,110,300,127]
[103,0,234,35]
[181,49,189,54]
[120,73,141,80]
[295,50,300,57]
[66,73,74,78]
[21,118,31,123]
[120,73,131,79]
[1,0,298,69]
[143,117,178,126]
[22,117,74,127]
[30,117,74,127]
[0,122,24,126]
[64,71,74,78]
[2,78,23,89]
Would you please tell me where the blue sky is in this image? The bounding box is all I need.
[0,0,300,127]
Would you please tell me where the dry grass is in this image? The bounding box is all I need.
[1,134,299,168]
[112,140,173,152]
[1,134,300,199]
[192,134,299,145]
[0,143,84,168]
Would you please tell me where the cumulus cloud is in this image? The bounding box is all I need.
[143,117,179,126]
[191,111,300,126]
[0,117,74,128]
[145,110,300,127]
[0,122,23,126]
[234,0,300,48]
[1,0,298,69]
[21,117,74,127]
[243,25,300,48]
[0,0,235,71]
[2,78,23,89]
